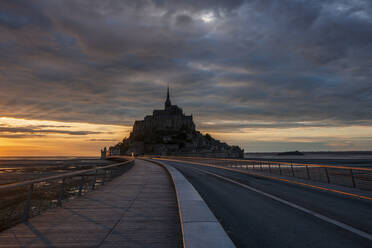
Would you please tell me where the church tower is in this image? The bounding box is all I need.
[165,86,172,110]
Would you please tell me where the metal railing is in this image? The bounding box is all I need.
[158,156,372,192]
[0,158,134,231]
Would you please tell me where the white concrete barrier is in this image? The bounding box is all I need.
[145,159,236,248]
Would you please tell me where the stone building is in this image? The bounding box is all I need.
[132,87,195,140]
[113,87,244,158]
[100,147,107,159]
[109,146,120,156]
[101,146,120,159]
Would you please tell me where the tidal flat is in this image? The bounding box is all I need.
[0,157,116,231]
[0,157,113,185]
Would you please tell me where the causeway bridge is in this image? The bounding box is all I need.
[1,156,372,247]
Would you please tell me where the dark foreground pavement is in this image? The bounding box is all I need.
[0,160,182,248]
[161,159,372,248]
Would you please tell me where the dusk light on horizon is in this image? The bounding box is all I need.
[1,1,372,247]
[1,0,372,155]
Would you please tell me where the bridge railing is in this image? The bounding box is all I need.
[157,156,372,192]
[0,158,134,231]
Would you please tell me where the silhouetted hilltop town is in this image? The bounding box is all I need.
[104,87,243,158]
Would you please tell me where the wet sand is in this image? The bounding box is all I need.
[0,157,113,185]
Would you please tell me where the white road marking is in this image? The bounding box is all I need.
[188,166,372,241]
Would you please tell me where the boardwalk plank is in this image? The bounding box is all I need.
[0,160,182,248]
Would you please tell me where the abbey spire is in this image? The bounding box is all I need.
[165,85,172,109]
[115,86,243,158]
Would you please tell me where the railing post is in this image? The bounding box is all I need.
[110,167,113,178]
[325,167,330,183]
[306,165,310,179]
[57,178,65,207]
[101,170,106,186]
[253,163,255,170]
[350,169,356,188]
[268,162,271,173]
[78,176,84,196]
[291,162,295,177]
[23,183,34,222]
[278,163,282,175]
[92,169,98,190]
[260,162,263,171]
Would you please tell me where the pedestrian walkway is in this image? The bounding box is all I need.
[0,160,182,248]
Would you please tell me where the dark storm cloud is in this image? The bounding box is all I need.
[0,126,102,135]
[0,0,372,131]
[0,134,45,138]
[198,121,334,133]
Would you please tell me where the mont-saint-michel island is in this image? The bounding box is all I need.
[103,87,244,158]
[2,1,372,247]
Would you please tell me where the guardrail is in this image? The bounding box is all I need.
[156,156,372,192]
[0,158,134,231]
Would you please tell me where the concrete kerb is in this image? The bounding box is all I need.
[141,158,236,248]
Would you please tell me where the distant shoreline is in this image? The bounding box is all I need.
[0,156,99,160]
[245,151,372,155]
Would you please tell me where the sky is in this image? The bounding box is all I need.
[1,0,372,156]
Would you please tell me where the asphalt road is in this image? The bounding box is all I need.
[160,159,372,248]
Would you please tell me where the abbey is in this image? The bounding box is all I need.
[132,87,195,140]
[114,87,244,158]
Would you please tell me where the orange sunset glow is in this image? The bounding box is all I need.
[0,117,131,156]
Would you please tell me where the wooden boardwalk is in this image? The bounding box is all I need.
[0,160,183,248]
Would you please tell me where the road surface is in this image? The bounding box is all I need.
[160,159,372,248]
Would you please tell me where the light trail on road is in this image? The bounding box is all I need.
[189,166,372,241]
[160,159,372,248]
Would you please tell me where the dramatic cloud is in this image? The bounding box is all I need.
[0,126,102,135]
[0,117,130,156]
[1,0,372,152]
[0,134,45,139]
